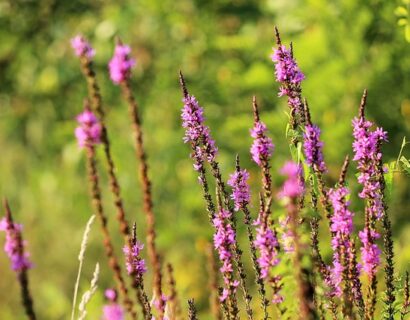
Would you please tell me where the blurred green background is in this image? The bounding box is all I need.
[0,0,409,318]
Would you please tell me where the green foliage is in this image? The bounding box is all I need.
[395,0,410,42]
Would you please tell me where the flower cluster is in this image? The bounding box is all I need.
[102,289,124,320]
[303,124,327,173]
[181,95,218,172]
[271,44,305,117]
[352,115,387,277]
[328,186,355,296]
[278,162,304,199]
[0,217,32,271]
[123,241,147,278]
[272,45,305,85]
[352,116,387,219]
[227,169,251,211]
[250,121,274,166]
[212,209,239,302]
[108,44,136,84]
[71,35,95,58]
[74,109,102,148]
[254,220,280,279]
[358,228,381,278]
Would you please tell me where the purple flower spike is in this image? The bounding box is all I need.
[109,44,136,84]
[303,124,327,173]
[70,35,95,58]
[227,169,250,211]
[272,44,305,119]
[123,241,147,277]
[278,161,304,199]
[328,186,355,296]
[181,95,218,172]
[75,109,102,148]
[0,217,32,272]
[250,121,274,166]
[352,116,387,219]
[212,209,239,302]
[359,229,381,278]
[253,220,280,279]
[272,45,305,85]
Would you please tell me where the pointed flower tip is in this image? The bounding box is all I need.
[250,120,274,166]
[70,35,95,58]
[108,43,135,84]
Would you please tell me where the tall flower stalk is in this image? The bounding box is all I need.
[179,72,253,320]
[250,97,274,216]
[303,100,332,218]
[279,162,317,320]
[75,103,137,319]
[109,40,165,317]
[71,36,139,309]
[352,90,391,319]
[228,156,270,319]
[1,199,36,320]
[272,27,305,139]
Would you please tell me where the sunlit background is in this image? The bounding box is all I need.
[0,0,409,318]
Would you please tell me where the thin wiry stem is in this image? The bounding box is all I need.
[121,78,165,318]
[166,263,182,320]
[85,144,137,319]
[79,53,131,242]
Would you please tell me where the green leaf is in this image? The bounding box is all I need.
[400,156,410,175]
[384,162,395,196]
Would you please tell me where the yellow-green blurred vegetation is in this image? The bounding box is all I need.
[0,0,409,318]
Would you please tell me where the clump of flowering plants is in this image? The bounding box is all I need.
[1,27,409,320]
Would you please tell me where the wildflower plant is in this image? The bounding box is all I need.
[0,26,408,320]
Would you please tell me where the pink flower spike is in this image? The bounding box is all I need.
[70,35,95,58]
[108,44,136,84]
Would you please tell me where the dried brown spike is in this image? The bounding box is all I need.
[274,26,282,45]
[179,71,188,98]
[235,154,240,172]
[252,96,260,123]
[338,155,350,185]
[359,89,368,119]
[3,198,13,222]
[303,98,312,126]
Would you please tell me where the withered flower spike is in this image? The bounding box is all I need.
[179,71,188,98]
[252,96,260,122]
[338,155,350,186]
[359,89,368,119]
[274,26,282,46]
[303,99,312,126]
